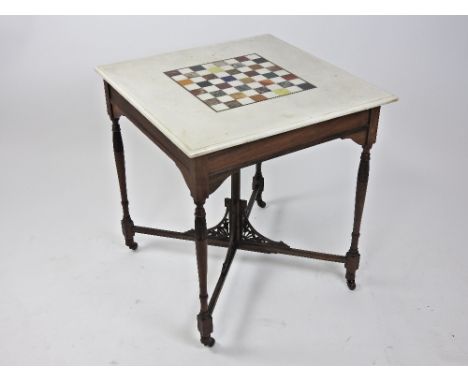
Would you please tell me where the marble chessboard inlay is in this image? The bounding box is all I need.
[164,54,316,112]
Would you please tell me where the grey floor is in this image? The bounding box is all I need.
[1,16,467,365]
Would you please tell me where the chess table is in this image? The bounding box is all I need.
[96,35,397,347]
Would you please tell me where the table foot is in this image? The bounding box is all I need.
[127,241,138,250]
[346,273,356,290]
[200,336,216,347]
[252,162,267,208]
[256,198,266,208]
[122,216,138,250]
[345,248,360,291]
[197,311,214,347]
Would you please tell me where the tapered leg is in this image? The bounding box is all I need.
[194,201,215,347]
[111,118,138,250]
[345,146,371,290]
[252,162,266,208]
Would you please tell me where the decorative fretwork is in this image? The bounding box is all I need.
[207,210,230,241]
[184,197,290,251]
[240,210,290,249]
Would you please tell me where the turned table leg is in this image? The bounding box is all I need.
[345,145,371,290]
[111,118,138,250]
[194,200,215,347]
[252,162,266,208]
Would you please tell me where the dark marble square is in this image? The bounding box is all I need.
[298,82,316,90]
[225,100,242,109]
[255,86,270,94]
[216,82,231,89]
[189,65,205,71]
[244,70,258,77]
[250,64,263,70]
[264,72,278,79]
[165,70,181,77]
[185,71,201,78]
[283,73,298,81]
[205,98,221,106]
[236,56,249,62]
[235,85,250,92]
[213,60,228,67]
[190,88,206,96]
[267,65,282,72]
[221,75,236,82]
[198,81,212,87]
[278,81,294,88]
[203,73,217,80]
[210,90,226,97]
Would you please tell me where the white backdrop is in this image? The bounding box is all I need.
[0,16,467,365]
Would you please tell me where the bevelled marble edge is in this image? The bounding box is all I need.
[95,34,398,158]
[185,94,397,157]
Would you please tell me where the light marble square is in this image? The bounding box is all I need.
[275,69,289,76]
[96,34,397,158]
[214,71,229,78]
[185,83,200,91]
[248,82,262,89]
[191,76,206,83]
[290,78,305,85]
[224,87,238,95]
[229,80,243,87]
[252,74,266,81]
[204,85,218,93]
[198,93,213,101]
[212,103,229,112]
[243,89,258,97]
[218,95,234,103]
[239,97,255,105]
[172,74,186,81]
[210,78,223,85]
[247,54,260,60]
[271,77,285,84]
[233,73,247,80]
[263,92,277,99]
[288,85,302,93]
[267,84,282,91]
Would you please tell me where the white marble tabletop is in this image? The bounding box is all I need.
[96,34,397,158]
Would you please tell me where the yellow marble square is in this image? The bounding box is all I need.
[273,88,290,96]
[208,66,223,73]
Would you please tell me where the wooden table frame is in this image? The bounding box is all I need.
[104,81,380,347]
